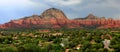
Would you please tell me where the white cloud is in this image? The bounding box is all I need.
[45,0,82,6]
[0,0,50,14]
[99,0,120,9]
[70,0,120,18]
[0,0,49,8]
[86,0,120,10]
[0,0,50,24]
[0,0,120,24]
[0,0,33,7]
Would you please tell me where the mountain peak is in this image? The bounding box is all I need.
[86,14,98,19]
[0,8,120,29]
[47,8,61,11]
[40,8,68,19]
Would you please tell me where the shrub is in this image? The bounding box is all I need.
[22,43,41,52]
[3,46,17,52]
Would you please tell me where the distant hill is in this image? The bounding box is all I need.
[0,8,120,29]
[74,14,99,20]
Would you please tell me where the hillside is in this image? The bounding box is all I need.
[0,8,120,29]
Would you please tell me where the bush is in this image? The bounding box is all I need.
[22,43,41,52]
[3,46,17,52]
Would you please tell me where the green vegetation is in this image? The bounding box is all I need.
[0,28,120,52]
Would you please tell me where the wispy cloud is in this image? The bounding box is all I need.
[44,0,82,6]
[0,0,50,24]
[42,0,119,19]
[0,0,120,24]
[0,0,35,7]
[0,0,50,9]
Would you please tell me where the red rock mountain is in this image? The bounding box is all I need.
[0,8,120,29]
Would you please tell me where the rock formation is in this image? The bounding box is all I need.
[0,8,120,29]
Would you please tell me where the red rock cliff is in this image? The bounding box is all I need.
[0,8,120,29]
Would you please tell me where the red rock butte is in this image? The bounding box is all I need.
[0,8,120,29]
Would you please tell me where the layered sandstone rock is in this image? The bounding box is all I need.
[0,8,120,29]
[41,8,68,19]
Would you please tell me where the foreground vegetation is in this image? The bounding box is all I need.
[0,28,120,52]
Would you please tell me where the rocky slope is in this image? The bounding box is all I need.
[0,8,120,29]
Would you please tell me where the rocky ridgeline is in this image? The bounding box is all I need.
[0,8,120,29]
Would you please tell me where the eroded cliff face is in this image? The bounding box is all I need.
[41,8,68,19]
[74,15,120,28]
[0,8,120,29]
[0,8,69,29]
[74,14,120,28]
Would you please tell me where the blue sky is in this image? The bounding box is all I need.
[0,0,120,24]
